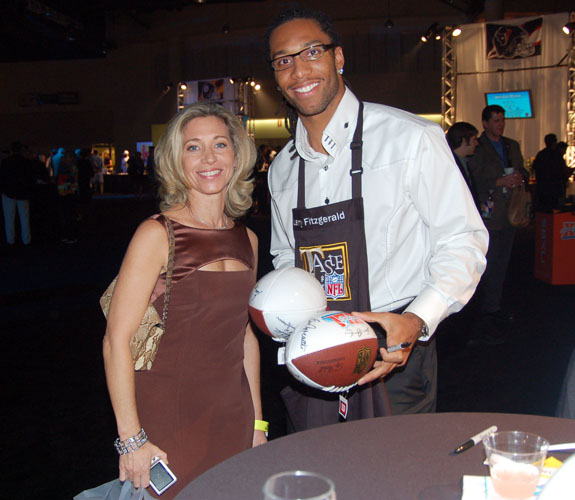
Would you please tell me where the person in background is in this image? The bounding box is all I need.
[102,102,266,499]
[77,148,94,205]
[533,134,561,210]
[128,151,145,199]
[265,7,488,427]
[0,141,38,247]
[121,150,130,174]
[446,122,480,209]
[56,150,79,244]
[469,105,528,343]
[91,150,105,195]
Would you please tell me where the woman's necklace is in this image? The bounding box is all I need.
[187,204,229,230]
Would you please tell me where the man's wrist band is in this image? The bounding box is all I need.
[254,419,269,436]
[114,428,148,455]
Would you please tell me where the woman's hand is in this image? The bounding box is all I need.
[119,441,168,488]
[252,429,268,447]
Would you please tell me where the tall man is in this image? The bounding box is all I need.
[470,105,528,333]
[265,7,488,429]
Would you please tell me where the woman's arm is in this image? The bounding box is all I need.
[102,218,169,487]
[244,228,267,447]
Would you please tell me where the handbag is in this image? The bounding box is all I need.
[507,184,531,228]
[74,478,154,500]
[100,215,175,371]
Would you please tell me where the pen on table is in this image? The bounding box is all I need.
[451,425,498,455]
[386,341,412,353]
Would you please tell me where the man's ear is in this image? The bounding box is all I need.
[335,46,345,73]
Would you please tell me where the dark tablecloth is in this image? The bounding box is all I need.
[175,412,575,500]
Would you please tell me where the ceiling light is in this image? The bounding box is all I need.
[452,27,462,37]
[563,22,575,35]
[421,22,440,43]
[384,18,394,29]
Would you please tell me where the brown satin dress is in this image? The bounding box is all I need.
[134,215,255,499]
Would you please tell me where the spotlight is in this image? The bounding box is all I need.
[421,22,440,43]
[250,81,255,87]
[384,18,394,29]
[452,27,462,37]
[180,83,187,90]
[563,22,575,35]
[254,84,261,91]
[229,77,236,84]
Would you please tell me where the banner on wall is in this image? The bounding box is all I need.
[197,79,224,101]
[180,78,237,114]
[486,17,542,60]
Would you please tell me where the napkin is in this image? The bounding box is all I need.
[461,457,563,499]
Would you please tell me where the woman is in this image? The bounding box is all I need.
[103,102,266,499]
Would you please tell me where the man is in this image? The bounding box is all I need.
[446,122,480,208]
[470,105,528,333]
[533,134,572,210]
[90,150,105,195]
[266,7,488,429]
[0,141,38,246]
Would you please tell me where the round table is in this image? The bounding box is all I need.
[174,412,575,500]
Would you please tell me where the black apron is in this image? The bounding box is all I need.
[280,103,391,432]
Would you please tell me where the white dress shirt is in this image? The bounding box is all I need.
[268,89,488,338]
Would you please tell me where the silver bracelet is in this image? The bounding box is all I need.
[114,428,148,455]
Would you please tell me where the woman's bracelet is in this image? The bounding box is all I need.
[114,428,148,455]
[254,419,269,436]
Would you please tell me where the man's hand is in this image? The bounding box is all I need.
[497,171,524,189]
[352,311,424,385]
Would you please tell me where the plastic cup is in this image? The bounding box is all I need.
[262,470,336,500]
[483,431,549,499]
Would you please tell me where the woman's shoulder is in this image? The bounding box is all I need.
[134,214,170,244]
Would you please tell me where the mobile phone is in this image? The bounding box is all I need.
[149,457,177,495]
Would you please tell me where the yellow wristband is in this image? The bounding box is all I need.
[254,419,269,434]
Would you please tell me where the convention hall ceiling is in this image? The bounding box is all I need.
[0,0,571,62]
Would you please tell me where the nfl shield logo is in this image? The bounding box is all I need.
[324,271,345,300]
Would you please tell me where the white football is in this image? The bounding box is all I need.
[248,267,327,342]
[285,311,379,392]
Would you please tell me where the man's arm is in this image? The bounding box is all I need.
[359,125,488,381]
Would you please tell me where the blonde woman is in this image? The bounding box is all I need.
[103,102,266,499]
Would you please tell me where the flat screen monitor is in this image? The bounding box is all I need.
[484,90,533,118]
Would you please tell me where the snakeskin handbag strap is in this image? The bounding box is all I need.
[159,215,175,325]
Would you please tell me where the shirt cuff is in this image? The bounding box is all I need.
[404,287,449,340]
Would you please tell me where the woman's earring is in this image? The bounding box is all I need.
[338,68,344,75]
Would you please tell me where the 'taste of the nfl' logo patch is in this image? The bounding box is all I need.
[299,242,351,302]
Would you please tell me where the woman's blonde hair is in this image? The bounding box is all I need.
[154,101,256,218]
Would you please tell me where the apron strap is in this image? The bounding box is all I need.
[297,157,306,208]
[350,101,364,199]
[296,101,365,209]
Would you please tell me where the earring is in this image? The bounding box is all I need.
[338,68,344,75]
[277,85,281,91]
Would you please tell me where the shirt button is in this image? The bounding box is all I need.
[324,166,328,171]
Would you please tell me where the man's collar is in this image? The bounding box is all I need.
[294,88,359,161]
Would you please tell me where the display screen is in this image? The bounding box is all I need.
[150,461,175,491]
[484,90,533,118]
